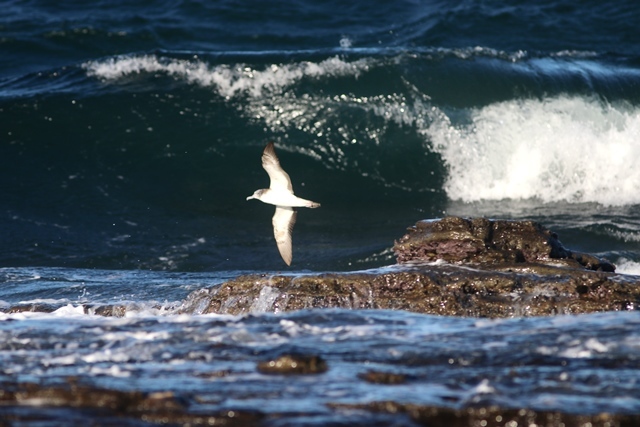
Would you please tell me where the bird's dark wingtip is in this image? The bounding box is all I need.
[264,141,275,152]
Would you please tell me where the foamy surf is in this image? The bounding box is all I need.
[83,54,371,98]
[428,96,640,206]
[615,258,640,276]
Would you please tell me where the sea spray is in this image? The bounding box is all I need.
[428,96,640,206]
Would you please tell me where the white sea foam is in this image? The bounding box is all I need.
[559,337,612,358]
[19,298,71,305]
[82,349,132,363]
[250,285,279,313]
[339,36,353,49]
[44,354,77,366]
[427,96,640,206]
[52,304,86,316]
[608,228,640,243]
[88,364,131,377]
[84,54,370,98]
[615,258,640,276]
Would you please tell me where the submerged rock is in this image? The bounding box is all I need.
[5,302,59,314]
[328,401,640,427]
[257,354,328,375]
[185,217,639,318]
[3,379,637,426]
[358,371,410,385]
[0,379,262,426]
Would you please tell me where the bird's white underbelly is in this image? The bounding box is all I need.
[261,190,313,207]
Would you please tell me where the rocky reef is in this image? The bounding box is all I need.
[3,217,640,426]
[394,216,614,271]
[0,379,263,426]
[3,377,638,426]
[328,401,639,427]
[182,217,639,318]
[4,217,636,319]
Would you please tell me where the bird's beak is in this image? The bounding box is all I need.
[246,195,254,201]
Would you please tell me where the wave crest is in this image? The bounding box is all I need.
[84,54,640,206]
[83,54,371,98]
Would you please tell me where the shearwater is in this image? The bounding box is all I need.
[246,142,320,266]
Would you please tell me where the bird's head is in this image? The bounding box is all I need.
[246,189,266,201]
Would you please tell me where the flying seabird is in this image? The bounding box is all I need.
[246,142,320,265]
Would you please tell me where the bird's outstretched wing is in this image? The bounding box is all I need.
[262,142,293,192]
[272,206,297,266]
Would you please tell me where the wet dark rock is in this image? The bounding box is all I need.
[329,401,640,427]
[185,217,640,318]
[195,369,233,379]
[4,303,58,314]
[358,371,409,385]
[1,304,130,317]
[394,216,614,271]
[89,304,128,317]
[257,354,328,375]
[0,380,263,426]
[2,379,636,426]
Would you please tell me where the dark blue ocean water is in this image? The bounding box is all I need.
[1,1,640,424]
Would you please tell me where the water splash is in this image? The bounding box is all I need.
[427,96,640,206]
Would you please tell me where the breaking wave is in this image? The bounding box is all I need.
[84,54,372,98]
[429,96,640,206]
[83,54,640,207]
